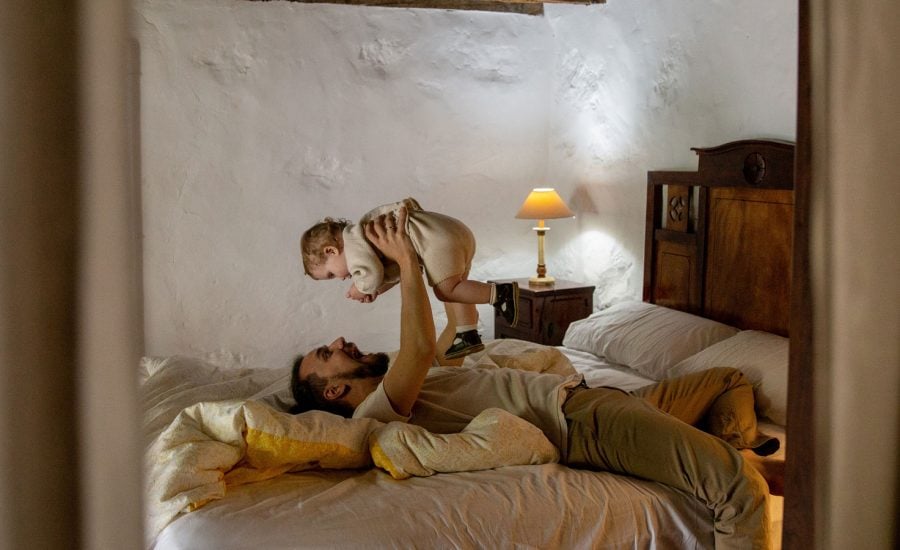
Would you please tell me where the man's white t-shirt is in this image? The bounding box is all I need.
[352,366,583,451]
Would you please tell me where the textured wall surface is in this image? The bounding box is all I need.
[137,0,797,369]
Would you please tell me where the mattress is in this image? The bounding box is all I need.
[152,464,713,549]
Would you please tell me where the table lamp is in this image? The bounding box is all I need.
[516,187,574,286]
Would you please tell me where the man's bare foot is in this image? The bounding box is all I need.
[742,450,785,496]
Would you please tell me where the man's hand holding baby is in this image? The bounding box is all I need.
[364,207,416,267]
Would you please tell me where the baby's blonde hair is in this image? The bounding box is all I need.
[300,217,350,276]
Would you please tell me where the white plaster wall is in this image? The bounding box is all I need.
[137,0,797,369]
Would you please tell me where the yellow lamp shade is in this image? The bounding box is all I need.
[515,188,574,220]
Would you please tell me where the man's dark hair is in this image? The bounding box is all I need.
[289,353,355,418]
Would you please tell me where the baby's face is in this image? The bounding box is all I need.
[309,251,350,281]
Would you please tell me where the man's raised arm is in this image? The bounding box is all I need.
[364,207,436,416]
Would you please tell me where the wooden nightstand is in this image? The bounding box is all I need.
[491,279,595,346]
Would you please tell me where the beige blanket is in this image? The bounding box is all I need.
[461,338,577,376]
[145,339,573,541]
[147,401,558,541]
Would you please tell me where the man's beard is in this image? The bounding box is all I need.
[347,352,389,380]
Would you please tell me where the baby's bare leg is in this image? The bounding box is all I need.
[433,275,491,305]
[436,302,463,365]
[435,275,487,360]
[446,301,478,328]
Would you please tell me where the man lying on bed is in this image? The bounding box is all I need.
[292,207,772,550]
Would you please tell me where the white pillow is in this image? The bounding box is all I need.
[141,355,292,446]
[667,330,789,425]
[562,301,739,380]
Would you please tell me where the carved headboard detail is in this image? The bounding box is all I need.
[643,140,795,335]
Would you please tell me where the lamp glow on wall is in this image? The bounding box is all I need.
[516,188,574,286]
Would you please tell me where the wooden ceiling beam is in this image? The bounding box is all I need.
[250,0,604,16]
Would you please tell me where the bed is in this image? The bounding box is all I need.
[143,139,794,549]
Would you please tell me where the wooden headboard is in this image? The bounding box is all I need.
[643,140,795,336]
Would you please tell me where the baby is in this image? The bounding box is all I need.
[301,198,519,360]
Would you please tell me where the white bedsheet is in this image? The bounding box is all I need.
[146,346,784,550]
[153,465,712,550]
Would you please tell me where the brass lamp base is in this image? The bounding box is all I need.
[530,226,555,286]
[529,275,555,286]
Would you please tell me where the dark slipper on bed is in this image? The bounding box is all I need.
[750,434,781,457]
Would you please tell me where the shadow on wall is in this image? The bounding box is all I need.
[570,184,599,214]
[552,183,639,309]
